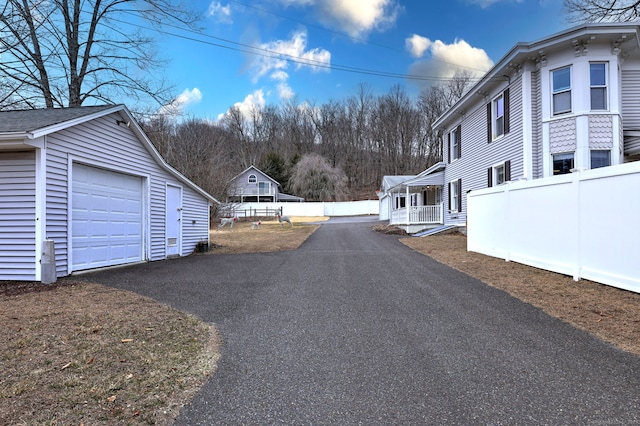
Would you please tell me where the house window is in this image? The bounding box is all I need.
[487,89,509,142]
[248,174,257,184]
[493,94,505,138]
[448,179,462,213]
[449,125,461,161]
[488,160,511,187]
[258,181,270,194]
[591,150,610,169]
[553,152,574,175]
[395,196,406,209]
[552,66,571,115]
[590,63,607,110]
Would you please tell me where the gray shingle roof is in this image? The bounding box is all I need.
[0,105,118,133]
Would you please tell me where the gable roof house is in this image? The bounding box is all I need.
[431,22,640,229]
[378,163,446,233]
[226,165,304,203]
[0,105,218,282]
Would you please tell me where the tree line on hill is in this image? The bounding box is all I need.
[142,74,470,203]
[2,0,621,204]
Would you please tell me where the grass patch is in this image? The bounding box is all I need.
[209,216,323,255]
[0,282,220,425]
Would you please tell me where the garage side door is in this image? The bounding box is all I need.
[71,163,143,271]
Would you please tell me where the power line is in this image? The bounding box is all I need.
[226,0,492,75]
[113,12,488,84]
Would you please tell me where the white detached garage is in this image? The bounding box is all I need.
[0,105,218,282]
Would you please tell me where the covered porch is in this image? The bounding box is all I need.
[387,163,445,233]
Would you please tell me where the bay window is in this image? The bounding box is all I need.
[552,66,572,115]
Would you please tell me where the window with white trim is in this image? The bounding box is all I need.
[258,181,270,194]
[248,174,257,184]
[487,89,509,142]
[448,125,461,162]
[553,152,574,175]
[590,63,607,110]
[448,179,461,213]
[487,160,511,187]
[493,94,505,138]
[590,150,610,169]
[552,66,571,115]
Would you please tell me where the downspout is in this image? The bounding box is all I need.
[35,143,46,281]
[521,62,533,180]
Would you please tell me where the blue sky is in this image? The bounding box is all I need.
[150,0,567,120]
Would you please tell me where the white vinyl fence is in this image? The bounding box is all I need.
[467,161,640,294]
[228,200,379,218]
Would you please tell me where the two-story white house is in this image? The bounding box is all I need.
[226,165,303,203]
[434,22,640,227]
[381,23,640,232]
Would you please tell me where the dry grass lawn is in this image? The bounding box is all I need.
[208,216,326,255]
[402,232,640,356]
[0,283,220,425]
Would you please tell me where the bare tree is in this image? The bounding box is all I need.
[288,153,347,201]
[564,0,640,23]
[418,70,473,166]
[0,0,198,109]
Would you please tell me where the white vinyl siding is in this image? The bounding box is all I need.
[532,69,544,179]
[0,151,37,280]
[621,69,640,130]
[44,113,210,276]
[621,68,640,158]
[228,166,279,202]
[443,75,524,225]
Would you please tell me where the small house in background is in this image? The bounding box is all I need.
[0,105,218,282]
[226,165,303,203]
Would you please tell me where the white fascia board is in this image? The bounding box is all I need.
[0,134,45,149]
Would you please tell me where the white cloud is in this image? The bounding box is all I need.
[250,30,331,83]
[277,82,295,100]
[207,2,232,23]
[217,89,266,121]
[159,88,202,116]
[407,37,494,90]
[406,34,432,58]
[279,0,401,39]
[409,39,493,91]
[271,70,289,82]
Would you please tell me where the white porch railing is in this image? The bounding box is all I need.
[390,203,443,225]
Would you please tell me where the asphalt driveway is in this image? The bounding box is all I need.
[83,220,640,425]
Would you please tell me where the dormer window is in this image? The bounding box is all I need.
[248,174,257,184]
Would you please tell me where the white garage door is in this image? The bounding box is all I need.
[71,163,143,271]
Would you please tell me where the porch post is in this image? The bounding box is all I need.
[406,186,410,225]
